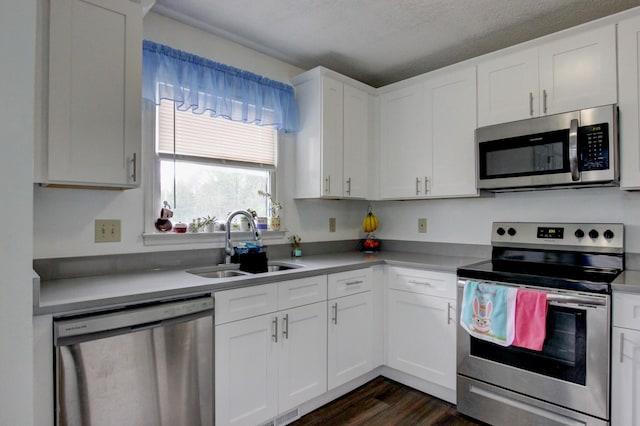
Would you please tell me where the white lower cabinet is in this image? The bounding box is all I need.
[327,269,375,390]
[386,267,457,394]
[612,292,640,426]
[387,290,456,389]
[215,278,328,426]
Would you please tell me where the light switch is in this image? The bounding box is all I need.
[418,218,427,233]
[95,219,121,243]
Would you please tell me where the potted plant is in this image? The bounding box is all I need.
[289,234,302,257]
[198,216,217,232]
[258,190,282,230]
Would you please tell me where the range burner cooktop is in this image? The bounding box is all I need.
[458,222,624,293]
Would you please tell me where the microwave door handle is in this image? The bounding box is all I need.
[569,118,580,181]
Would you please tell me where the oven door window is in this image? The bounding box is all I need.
[470,305,586,385]
[479,129,570,179]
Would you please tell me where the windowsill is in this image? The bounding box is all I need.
[142,230,288,247]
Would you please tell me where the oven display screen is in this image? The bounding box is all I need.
[537,227,564,239]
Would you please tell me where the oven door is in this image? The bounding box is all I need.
[456,279,610,421]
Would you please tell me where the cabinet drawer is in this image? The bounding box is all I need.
[388,266,456,299]
[328,268,373,299]
[215,283,278,325]
[278,275,328,310]
[614,293,640,330]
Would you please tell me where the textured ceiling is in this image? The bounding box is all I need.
[152,0,640,87]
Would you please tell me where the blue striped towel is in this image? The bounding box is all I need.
[460,281,517,346]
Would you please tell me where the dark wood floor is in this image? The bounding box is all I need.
[291,376,484,426]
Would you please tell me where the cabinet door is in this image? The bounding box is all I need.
[216,314,278,426]
[618,15,640,190]
[387,290,456,390]
[426,66,478,197]
[477,48,538,126]
[379,84,428,199]
[612,327,640,426]
[48,0,141,187]
[278,302,328,413]
[327,291,374,389]
[539,25,617,116]
[321,76,344,197]
[343,84,369,199]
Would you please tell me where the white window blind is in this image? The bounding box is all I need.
[158,99,276,167]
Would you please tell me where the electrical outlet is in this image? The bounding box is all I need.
[329,217,336,232]
[95,219,121,243]
[418,218,427,233]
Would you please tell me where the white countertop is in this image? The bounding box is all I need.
[613,270,640,293]
[35,251,484,315]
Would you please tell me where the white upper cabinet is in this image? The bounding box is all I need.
[43,0,142,188]
[379,82,429,199]
[293,68,372,199]
[478,24,617,127]
[379,65,477,199]
[426,67,477,198]
[618,14,640,190]
[477,48,539,126]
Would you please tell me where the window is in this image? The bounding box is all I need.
[155,99,278,226]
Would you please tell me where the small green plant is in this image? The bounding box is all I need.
[289,234,301,248]
[194,215,216,230]
[258,190,282,217]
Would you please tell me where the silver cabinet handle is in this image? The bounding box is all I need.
[346,280,364,286]
[272,316,278,343]
[130,153,137,182]
[346,177,352,195]
[332,303,338,325]
[282,314,289,340]
[569,118,580,182]
[447,302,454,325]
[424,177,429,194]
[543,89,548,114]
[408,280,431,286]
[416,177,421,196]
[529,92,534,116]
[325,176,330,194]
[620,332,625,363]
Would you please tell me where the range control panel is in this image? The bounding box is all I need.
[492,222,624,252]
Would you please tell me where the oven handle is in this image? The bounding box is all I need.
[456,280,606,306]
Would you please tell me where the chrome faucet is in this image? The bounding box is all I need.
[225,210,262,264]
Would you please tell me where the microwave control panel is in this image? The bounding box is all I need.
[579,123,609,171]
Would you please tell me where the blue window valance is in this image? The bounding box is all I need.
[142,40,299,133]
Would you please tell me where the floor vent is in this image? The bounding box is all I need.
[275,408,300,425]
[258,421,275,426]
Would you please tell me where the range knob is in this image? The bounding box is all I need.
[575,229,585,239]
[497,227,506,236]
[507,227,517,236]
[604,229,615,240]
[589,229,599,239]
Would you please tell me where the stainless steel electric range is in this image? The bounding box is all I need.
[457,222,624,426]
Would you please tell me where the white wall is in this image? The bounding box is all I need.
[373,187,640,252]
[34,11,367,259]
[1,1,35,424]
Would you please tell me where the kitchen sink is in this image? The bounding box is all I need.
[187,261,303,278]
[261,261,304,273]
[186,264,251,279]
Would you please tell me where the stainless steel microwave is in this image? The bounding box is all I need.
[476,105,618,191]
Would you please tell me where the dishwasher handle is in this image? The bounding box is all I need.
[54,296,213,344]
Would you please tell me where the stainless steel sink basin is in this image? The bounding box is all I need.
[262,262,304,273]
[186,265,251,279]
[187,261,303,278]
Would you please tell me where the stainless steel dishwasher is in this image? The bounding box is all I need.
[54,295,214,426]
